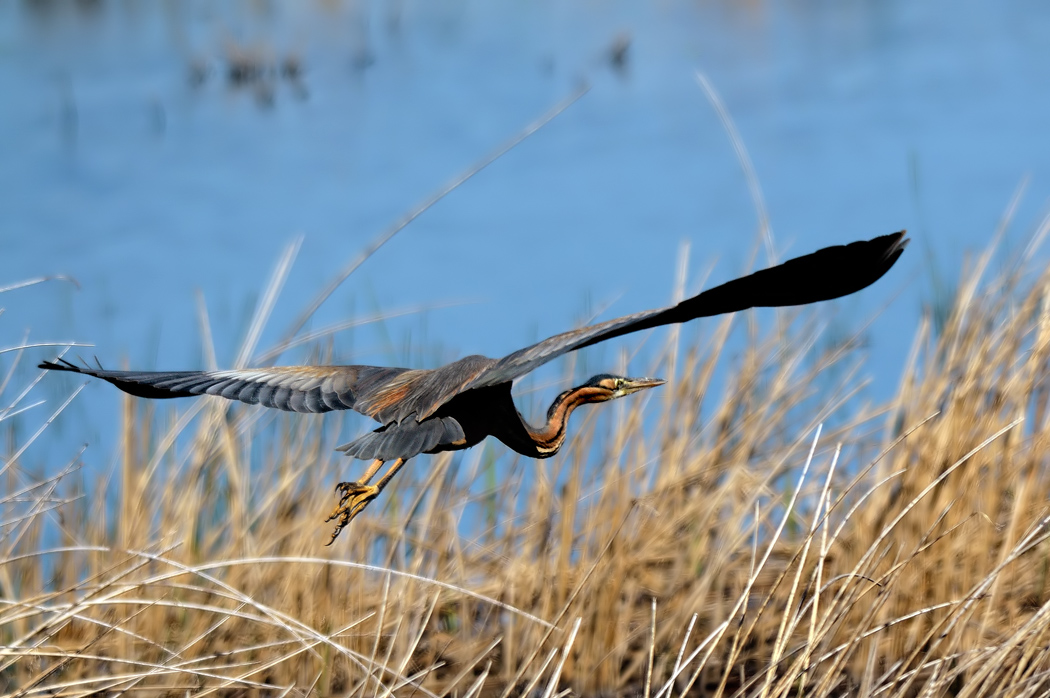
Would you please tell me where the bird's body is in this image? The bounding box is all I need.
[41,232,908,543]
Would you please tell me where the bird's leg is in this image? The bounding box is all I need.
[325,457,407,545]
[335,458,384,494]
[371,456,409,491]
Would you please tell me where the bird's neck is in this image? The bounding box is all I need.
[511,385,608,459]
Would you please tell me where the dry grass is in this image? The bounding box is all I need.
[6,233,1050,698]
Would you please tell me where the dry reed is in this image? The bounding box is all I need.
[5,232,1050,697]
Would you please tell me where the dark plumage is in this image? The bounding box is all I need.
[40,231,908,543]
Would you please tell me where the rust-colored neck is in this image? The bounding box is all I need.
[510,385,610,459]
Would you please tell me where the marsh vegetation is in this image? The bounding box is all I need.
[5,230,1050,697]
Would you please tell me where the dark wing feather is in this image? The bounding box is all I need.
[37,359,416,417]
[336,414,467,461]
[466,231,909,390]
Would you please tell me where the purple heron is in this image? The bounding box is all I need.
[41,232,907,543]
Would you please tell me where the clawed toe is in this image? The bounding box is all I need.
[333,480,359,496]
[324,482,380,545]
[323,458,407,546]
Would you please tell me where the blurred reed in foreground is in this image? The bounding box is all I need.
[4,236,1050,697]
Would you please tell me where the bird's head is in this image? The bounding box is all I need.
[540,373,668,447]
[545,374,666,422]
[581,374,666,401]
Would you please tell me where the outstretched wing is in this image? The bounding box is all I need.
[38,358,425,418]
[39,353,497,425]
[465,231,909,390]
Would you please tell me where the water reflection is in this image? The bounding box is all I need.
[189,41,307,108]
[23,0,104,23]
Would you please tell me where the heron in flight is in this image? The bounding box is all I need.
[41,232,907,543]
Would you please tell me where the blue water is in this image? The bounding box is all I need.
[2,1,1049,474]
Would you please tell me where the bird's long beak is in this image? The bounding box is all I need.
[620,377,666,395]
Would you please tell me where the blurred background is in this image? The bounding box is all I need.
[2,0,1049,465]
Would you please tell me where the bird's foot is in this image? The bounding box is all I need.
[324,481,379,545]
